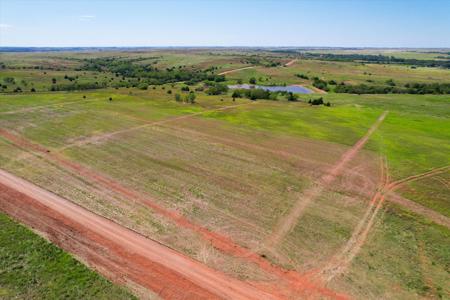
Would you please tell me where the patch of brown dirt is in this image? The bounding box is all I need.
[284,59,298,67]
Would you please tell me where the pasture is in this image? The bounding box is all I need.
[0,48,449,299]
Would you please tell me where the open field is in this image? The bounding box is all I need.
[0,48,449,299]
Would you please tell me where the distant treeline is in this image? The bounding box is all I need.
[301,53,450,69]
[50,82,107,91]
[335,82,450,94]
[79,58,225,85]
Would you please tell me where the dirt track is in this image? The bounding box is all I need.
[0,169,277,300]
[264,111,389,248]
[218,66,255,75]
[60,102,252,150]
[316,163,450,282]
[284,59,297,67]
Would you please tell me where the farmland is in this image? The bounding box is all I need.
[0,48,449,299]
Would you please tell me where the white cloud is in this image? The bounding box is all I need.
[79,15,95,21]
[0,24,13,29]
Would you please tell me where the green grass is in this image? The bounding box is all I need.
[0,50,449,299]
[202,94,450,180]
[0,212,135,299]
[335,204,450,299]
[226,59,450,88]
[202,100,382,146]
[397,173,450,218]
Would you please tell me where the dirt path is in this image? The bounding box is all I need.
[59,102,252,151]
[0,169,278,300]
[316,157,389,282]
[0,98,105,115]
[387,165,450,191]
[0,129,347,299]
[387,193,450,228]
[316,164,450,282]
[308,86,328,94]
[284,59,298,67]
[264,111,389,249]
[218,66,255,75]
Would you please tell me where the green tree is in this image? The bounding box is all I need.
[186,91,196,103]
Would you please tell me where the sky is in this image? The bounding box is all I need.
[1,0,449,48]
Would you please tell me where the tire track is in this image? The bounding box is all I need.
[264,111,389,249]
[58,102,252,151]
[316,156,389,283]
[316,164,450,282]
[387,165,450,191]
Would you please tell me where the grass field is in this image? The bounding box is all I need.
[0,212,135,299]
[0,48,449,299]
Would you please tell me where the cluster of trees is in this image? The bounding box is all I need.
[175,91,196,104]
[312,77,330,91]
[308,97,331,106]
[335,82,450,94]
[241,56,281,67]
[50,82,107,91]
[231,88,298,101]
[206,83,229,95]
[301,53,450,69]
[295,73,309,79]
[80,58,223,85]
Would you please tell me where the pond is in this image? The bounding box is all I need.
[228,84,312,94]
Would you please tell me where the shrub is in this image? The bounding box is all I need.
[295,73,309,80]
[206,83,228,95]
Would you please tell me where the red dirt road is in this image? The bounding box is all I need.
[0,169,277,300]
[0,128,348,299]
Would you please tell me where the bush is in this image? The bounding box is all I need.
[287,92,298,101]
[312,78,329,91]
[309,97,324,105]
[137,82,148,90]
[185,91,196,103]
[295,73,309,80]
[249,77,256,84]
[206,83,228,95]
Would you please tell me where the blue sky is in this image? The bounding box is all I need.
[1,0,449,47]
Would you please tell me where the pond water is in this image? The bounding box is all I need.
[228,84,312,94]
